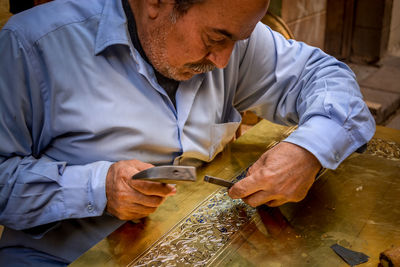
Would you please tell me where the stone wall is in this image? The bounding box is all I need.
[388,0,400,55]
[271,0,399,60]
[268,0,328,49]
[281,0,328,49]
[350,0,393,63]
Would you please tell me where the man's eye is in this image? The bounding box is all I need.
[208,36,225,45]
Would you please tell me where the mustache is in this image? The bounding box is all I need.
[184,60,216,73]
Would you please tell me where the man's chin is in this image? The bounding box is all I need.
[154,68,191,81]
[158,67,213,81]
[179,70,205,81]
[176,68,216,81]
[167,70,199,81]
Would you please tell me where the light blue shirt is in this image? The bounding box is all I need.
[0,0,375,262]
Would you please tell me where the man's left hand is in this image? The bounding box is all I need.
[228,142,321,207]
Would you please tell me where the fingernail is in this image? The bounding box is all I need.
[170,187,177,195]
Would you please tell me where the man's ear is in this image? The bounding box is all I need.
[146,0,161,19]
[145,0,176,19]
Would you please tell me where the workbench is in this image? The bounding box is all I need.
[72,120,400,266]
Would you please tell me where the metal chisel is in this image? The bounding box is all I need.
[203,175,235,188]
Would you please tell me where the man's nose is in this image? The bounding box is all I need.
[206,42,235,69]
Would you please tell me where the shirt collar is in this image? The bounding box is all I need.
[94,0,130,55]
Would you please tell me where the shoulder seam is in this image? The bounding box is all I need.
[4,13,101,53]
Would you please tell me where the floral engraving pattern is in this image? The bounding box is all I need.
[366,138,400,161]
[130,172,256,267]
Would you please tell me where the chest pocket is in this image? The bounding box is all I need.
[209,109,242,160]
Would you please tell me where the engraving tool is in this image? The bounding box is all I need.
[203,175,235,188]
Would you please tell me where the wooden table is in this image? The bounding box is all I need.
[72,120,400,266]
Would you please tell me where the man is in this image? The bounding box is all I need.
[0,0,375,265]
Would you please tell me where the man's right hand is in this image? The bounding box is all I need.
[105,160,176,221]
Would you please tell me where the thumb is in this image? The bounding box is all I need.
[229,174,263,199]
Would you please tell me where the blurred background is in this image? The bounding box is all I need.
[268,0,400,130]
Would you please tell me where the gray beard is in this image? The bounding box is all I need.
[184,61,216,73]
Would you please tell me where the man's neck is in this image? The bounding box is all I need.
[122,0,179,107]
[122,0,151,64]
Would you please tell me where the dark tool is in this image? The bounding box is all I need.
[132,166,196,184]
[330,244,369,266]
[204,175,235,188]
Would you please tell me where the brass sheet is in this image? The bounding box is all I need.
[71,121,400,266]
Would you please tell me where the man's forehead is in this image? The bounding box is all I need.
[197,0,268,39]
[208,27,253,41]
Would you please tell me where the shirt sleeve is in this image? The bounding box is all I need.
[234,23,375,169]
[0,28,112,231]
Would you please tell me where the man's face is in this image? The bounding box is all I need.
[139,0,269,81]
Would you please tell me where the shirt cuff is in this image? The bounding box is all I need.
[284,116,360,169]
[62,161,113,218]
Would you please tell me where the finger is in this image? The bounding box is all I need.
[241,190,281,207]
[112,196,161,218]
[127,202,158,215]
[128,190,166,208]
[106,200,150,221]
[117,211,149,221]
[265,199,287,207]
[129,213,148,221]
[111,183,169,207]
[228,174,266,199]
[119,160,154,178]
[127,160,154,172]
[115,203,157,219]
[129,180,177,197]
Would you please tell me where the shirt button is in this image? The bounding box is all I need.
[87,203,94,213]
[335,153,340,162]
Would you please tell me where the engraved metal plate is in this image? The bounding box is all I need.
[72,123,400,267]
[130,172,255,266]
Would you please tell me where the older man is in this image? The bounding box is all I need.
[0,0,374,265]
